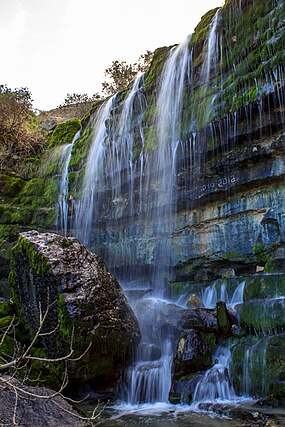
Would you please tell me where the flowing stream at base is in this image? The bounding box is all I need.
[121,279,251,411]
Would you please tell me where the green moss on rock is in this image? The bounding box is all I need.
[11,235,51,277]
[0,174,25,198]
[48,119,81,148]
[243,274,285,301]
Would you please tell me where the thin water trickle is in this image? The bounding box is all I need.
[74,96,115,246]
[191,343,238,406]
[202,9,221,85]
[201,280,245,309]
[57,129,81,236]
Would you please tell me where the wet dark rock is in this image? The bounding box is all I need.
[170,371,204,404]
[179,307,218,332]
[172,329,215,380]
[11,230,141,394]
[216,301,235,335]
[186,294,205,308]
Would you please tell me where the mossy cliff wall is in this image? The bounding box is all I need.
[1,0,285,289]
[64,0,285,284]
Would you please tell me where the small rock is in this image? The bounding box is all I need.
[186,294,205,308]
[221,268,236,279]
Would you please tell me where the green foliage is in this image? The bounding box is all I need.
[48,119,81,148]
[4,176,58,227]
[57,293,73,337]
[0,174,25,198]
[190,8,219,50]
[243,275,285,301]
[144,46,171,91]
[12,235,51,277]
[102,50,154,96]
[0,84,46,173]
[253,242,270,265]
[68,126,92,170]
[58,92,101,107]
[240,299,285,335]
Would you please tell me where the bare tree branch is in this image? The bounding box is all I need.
[0,296,102,424]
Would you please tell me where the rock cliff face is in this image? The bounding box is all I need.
[1,0,285,405]
[57,0,284,287]
[0,0,284,286]
[11,231,140,394]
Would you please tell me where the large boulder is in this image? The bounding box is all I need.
[0,376,86,426]
[10,230,140,394]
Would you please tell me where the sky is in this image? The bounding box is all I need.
[1,0,224,111]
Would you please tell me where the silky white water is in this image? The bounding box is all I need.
[192,344,238,405]
[74,96,115,245]
[57,129,81,236]
[125,35,192,404]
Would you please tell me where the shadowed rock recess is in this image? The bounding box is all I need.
[0,0,285,413]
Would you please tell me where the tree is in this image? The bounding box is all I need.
[0,85,46,173]
[57,92,102,119]
[59,92,101,107]
[102,50,154,96]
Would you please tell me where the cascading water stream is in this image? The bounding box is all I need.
[149,34,192,293]
[201,280,245,308]
[113,72,145,219]
[189,280,247,408]
[191,343,238,406]
[201,8,221,85]
[74,74,146,261]
[125,36,192,404]
[74,96,115,246]
[57,129,81,236]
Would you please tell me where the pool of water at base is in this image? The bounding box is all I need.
[78,401,285,426]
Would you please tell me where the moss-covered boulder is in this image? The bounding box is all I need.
[10,230,141,394]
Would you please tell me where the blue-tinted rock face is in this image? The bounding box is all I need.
[49,0,284,287]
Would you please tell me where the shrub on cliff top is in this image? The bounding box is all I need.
[0,85,46,174]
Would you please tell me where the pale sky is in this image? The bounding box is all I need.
[1,0,224,111]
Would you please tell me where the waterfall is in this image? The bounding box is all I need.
[57,129,81,236]
[74,96,115,246]
[201,280,245,308]
[113,72,145,220]
[125,35,192,404]
[61,0,285,410]
[201,8,221,84]
[146,34,192,293]
[190,280,246,407]
[192,343,238,405]
[74,75,146,256]
[126,298,174,403]
[242,338,268,397]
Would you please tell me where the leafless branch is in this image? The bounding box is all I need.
[0,296,101,425]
